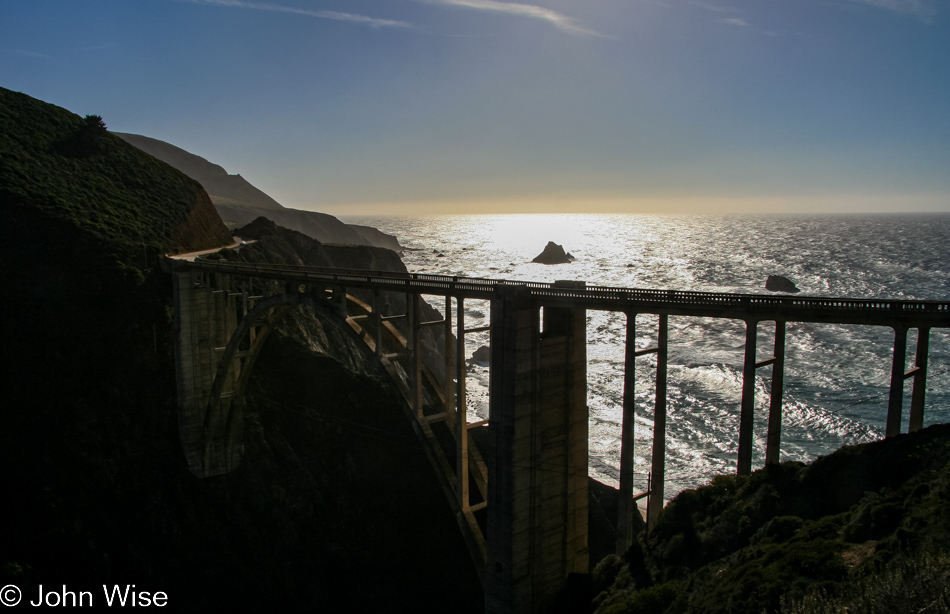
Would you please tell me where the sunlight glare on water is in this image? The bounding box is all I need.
[344,213,950,498]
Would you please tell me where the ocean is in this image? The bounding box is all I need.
[341,213,950,498]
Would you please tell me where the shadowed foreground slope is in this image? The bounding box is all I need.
[0,89,480,612]
[592,424,950,614]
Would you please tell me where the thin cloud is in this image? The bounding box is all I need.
[178,0,412,29]
[7,49,54,59]
[685,1,738,13]
[847,0,939,20]
[719,17,748,26]
[418,0,605,37]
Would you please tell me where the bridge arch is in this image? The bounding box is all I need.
[172,266,490,578]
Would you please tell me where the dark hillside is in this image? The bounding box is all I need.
[592,424,950,614]
[0,90,480,611]
[1,88,231,255]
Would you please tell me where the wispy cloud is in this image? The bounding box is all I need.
[685,1,738,14]
[7,49,55,59]
[846,0,939,20]
[684,3,754,30]
[418,0,605,37]
[178,0,412,29]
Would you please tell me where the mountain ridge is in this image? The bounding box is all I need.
[115,131,401,251]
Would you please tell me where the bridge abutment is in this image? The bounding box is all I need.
[486,285,589,614]
[174,270,246,476]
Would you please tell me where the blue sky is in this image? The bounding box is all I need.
[2,0,949,214]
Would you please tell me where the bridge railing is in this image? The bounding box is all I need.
[173,259,950,325]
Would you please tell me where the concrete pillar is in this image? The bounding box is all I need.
[373,289,382,359]
[446,295,456,416]
[173,270,212,475]
[456,297,469,510]
[486,285,589,614]
[173,269,244,477]
[765,321,787,465]
[909,327,931,433]
[886,325,908,438]
[647,314,668,527]
[410,293,422,418]
[737,320,758,475]
[617,312,637,553]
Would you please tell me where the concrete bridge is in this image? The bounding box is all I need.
[169,259,949,614]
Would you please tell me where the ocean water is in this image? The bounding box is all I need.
[341,213,950,497]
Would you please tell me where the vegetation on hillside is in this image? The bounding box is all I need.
[0,86,231,260]
[592,424,950,614]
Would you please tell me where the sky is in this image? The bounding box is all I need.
[2,0,949,215]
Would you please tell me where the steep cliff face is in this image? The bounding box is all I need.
[113,132,284,210]
[115,131,402,251]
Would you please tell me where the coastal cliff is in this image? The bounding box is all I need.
[115,132,401,251]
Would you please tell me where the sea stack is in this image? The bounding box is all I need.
[765,275,800,293]
[531,241,575,264]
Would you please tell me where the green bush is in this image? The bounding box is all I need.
[604,581,682,614]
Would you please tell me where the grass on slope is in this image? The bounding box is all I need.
[0,87,228,260]
[593,424,950,614]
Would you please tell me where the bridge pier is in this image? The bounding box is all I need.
[738,320,788,474]
[616,313,638,552]
[765,321,787,465]
[887,325,932,437]
[487,285,589,614]
[909,327,931,433]
[646,314,669,527]
[887,325,909,438]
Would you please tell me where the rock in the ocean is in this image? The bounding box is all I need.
[765,275,800,293]
[466,345,491,367]
[532,241,575,264]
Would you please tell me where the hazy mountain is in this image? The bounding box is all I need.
[115,132,400,251]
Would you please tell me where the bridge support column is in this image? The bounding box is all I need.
[886,325,909,438]
[617,313,638,552]
[173,270,244,477]
[410,293,423,418]
[765,321,787,465]
[487,285,588,614]
[373,289,383,359]
[646,314,669,528]
[737,320,759,475]
[909,327,931,433]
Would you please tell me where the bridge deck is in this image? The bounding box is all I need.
[173,259,950,328]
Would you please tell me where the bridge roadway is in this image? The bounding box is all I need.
[170,258,949,614]
[175,259,949,326]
